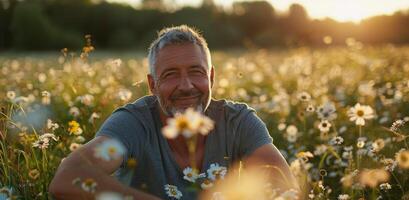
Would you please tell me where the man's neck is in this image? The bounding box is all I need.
[158,109,169,126]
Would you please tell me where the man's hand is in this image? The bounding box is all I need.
[49,136,161,200]
[243,144,299,190]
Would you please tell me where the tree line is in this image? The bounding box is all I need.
[1,0,409,51]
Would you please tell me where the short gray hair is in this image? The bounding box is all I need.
[147,25,212,80]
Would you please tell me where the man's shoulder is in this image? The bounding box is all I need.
[113,95,156,120]
[128,95,157,109]
[209,98,255,116]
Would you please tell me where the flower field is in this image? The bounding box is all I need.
[1,44,409,199]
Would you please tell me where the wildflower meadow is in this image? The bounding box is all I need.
[1,42,409,199]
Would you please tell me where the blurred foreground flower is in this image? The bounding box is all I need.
[200,167,299,200]
[348,103,374,126]
[94,138,126,161]
[359,169,389,188]
[395,150,409,169]
[162,108,214,139]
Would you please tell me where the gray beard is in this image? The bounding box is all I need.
[157,95,204,117]
[169,104,204,116]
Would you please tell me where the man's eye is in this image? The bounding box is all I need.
[162,72,177,78]
[190,70,204,75]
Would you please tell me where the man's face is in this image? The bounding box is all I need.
[148,43,214,116]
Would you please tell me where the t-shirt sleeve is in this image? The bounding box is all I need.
[238,111,273,158]
[95,108,145,167]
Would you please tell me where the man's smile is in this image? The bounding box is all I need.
[172,95,200,102]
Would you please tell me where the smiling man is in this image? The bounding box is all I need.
[49,25,297,200]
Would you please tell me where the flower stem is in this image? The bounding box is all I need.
[357,125,362,169]
[391,171,405,196]
[187,135,197,171]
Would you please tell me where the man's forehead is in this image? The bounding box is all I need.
[155,43,209,71]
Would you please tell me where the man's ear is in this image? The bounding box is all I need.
[210,66,215,88]
[147,74,156,94]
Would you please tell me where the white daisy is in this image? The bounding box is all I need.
[329,136,344,145]
[305,104,315,113]
[46,119,59,131]
[285,125,298,143]
[200,179,214,189]
[164,184,182,199]
[371,138,385,152]
[94,139,126,161]
[316,102,337,121]
[207,163,227,181]
[70,143,83,151]
[81,178,97,193]
[357,137,366,148]
[379,183,392,190]
[117,88,132,102]
[88,112,100,124]
[75,136,86,143]
[318,120,331,133]
[338,194,350,200]
[39,133,59,142]
[182,167,205,183]
[6,91,16,100]
[348,103,374,126]
[32,138,50,149]
[69,106,80,117]
[297,91,311,102]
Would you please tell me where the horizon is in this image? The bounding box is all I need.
[106,0,409,23]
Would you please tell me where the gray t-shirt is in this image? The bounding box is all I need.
[96,95,273,199]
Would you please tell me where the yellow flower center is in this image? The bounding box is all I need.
[84,178,94,186]
[357,110,364,117]
[176,118,189,130]
[127,158,137,168]
[400,154,408,163]
[108,147,117,155]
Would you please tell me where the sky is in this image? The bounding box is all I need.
[106,0,409,23]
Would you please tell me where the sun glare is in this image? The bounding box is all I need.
[270,0,409,23]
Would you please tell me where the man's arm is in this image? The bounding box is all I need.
[243,143,299,190]
[49,135,161,200]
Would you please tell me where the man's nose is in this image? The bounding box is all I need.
[178,75,194,91]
